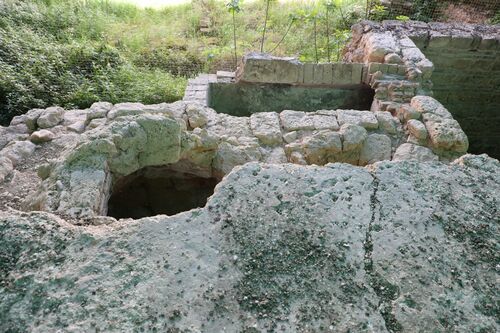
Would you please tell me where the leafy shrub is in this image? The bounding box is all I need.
[0,0,186,125]
[411,0,439,22]
[135,46,206,77]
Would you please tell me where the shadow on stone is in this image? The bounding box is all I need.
[208,82,375,117]
[107,166,218,219]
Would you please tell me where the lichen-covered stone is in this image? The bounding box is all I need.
[1,157,498,332]
[311,113,340,130]
[411,96,453,119]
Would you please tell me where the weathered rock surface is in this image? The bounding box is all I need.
[37,107,65,129]
[1,155,498,332]
[29,129,55,144]
[393,143,438,162]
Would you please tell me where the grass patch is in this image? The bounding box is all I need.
[0,0,369,124]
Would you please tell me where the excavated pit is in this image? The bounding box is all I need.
[208,82,375,116]
[107,166,218,219]
[414,38,500,159]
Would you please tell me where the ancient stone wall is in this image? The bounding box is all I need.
[235,53,366,86]
[344,20,500,158]
[414,28,500,156]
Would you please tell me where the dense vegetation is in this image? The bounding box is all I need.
[0,0,369,124]
[0,0,497,124]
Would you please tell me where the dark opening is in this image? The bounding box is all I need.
[208,82,375,117]
[415,39,500,159]
[107,166,218,219]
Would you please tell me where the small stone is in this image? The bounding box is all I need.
[30,129,55,143]
[67,121,86,134]
[37,107,65,129]
[283,131,298,144]
[87,118,107,130]
[312,114,339,130]
[250,112,282,145]
[0,155,14,182]
[262,147,287,164]
[186,104,209,128]
[407,119,428,140]
[375,111,397,134]
[289,151,307,165]
[384,53,403,64]
[87,102,113,122]
[339,123,367,151]
[359,134,392,165]
[397,105,421,122]
[337,110,378,129]
[393,143,438,162]
[10,109,43,131]
[302,131,342,165]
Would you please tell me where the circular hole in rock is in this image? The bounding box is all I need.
[107,166,218,219]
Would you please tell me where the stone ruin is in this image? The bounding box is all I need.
[0,21,498,332]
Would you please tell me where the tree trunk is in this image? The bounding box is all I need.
[260,0,271,53]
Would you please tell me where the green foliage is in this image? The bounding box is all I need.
[226,0,243,67]
[135,46,205,77]
[226,0,242,14]
[396,15,410,22]
[0,0,371,124]
[410,0,439,22]
[369,3,388,21]
[487,10,500,25]
[0,0,186,125]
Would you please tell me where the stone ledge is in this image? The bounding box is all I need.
[236,53,366,86]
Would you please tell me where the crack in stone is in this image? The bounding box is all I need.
[364,172,403,332]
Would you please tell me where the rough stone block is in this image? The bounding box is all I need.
[366,31,397,62]
[428,35,451,49]
[375,111,397,134]
[313,64,324,84]
[359,133,392,165]
[311,114,339,130]
[393,143,438,162]
[280,110,315,131]
[237,53,300,84]
[402,47,426,63]
[303,63,315,84]
[321,64,333,85]
[351,63,364,83]
[411,96,452,119]
[37,107,65,129]
[339,123,367,151]
[337,110,378,129]
[407,119,428,140]
[250,112,282,145]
